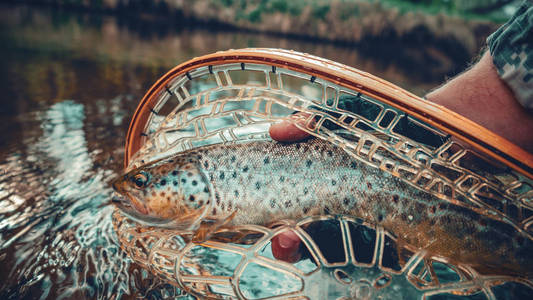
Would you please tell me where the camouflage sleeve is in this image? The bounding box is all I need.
[487,1,533,110]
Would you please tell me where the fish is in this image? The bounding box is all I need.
[112,138,533,276]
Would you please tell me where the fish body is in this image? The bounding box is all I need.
[113,139,532,276]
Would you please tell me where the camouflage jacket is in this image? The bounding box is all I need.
[487,1,533,109]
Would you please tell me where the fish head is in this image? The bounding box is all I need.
[112,156,212,226]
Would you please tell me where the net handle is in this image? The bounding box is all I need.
[125,48,533,178]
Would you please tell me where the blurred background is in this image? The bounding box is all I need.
[1,0,522,128]
[0,1,525,299]
[1,0,523,154]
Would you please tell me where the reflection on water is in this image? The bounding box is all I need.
[0,3,492,299]
[0,99,188,299]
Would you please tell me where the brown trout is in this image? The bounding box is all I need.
[113,139,532,276]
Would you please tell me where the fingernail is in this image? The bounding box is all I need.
[278,232,300,248]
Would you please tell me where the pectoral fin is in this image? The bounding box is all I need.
[192,211,237,243]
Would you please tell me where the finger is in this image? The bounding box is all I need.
[269,113,311,142]
[271,230,302,263]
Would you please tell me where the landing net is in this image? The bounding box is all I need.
[113,49,533,299]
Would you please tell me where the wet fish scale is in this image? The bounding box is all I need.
[201,140,446,228]
[202,140,381,222]
[114,139,532,276]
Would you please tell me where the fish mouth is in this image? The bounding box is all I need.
[111,191,210,231]
[110,176,167,225]
[111,192,137,214]
[112,192,177,227]
[110,175,211,230]
[111,176,149,215]
[111,175,127,195]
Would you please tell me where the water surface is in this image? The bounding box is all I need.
[0,4,475,299]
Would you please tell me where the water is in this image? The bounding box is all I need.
[0,4,481,299]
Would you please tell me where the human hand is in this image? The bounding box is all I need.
[269,113,311,142]
[271,230,302,263]
[269,114,309,262]
[427,51,533,153]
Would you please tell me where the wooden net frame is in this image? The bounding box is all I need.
[114,49,533,299]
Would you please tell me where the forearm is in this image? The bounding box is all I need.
[426,51,533,153]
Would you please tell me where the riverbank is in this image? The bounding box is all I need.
[9,1,505,65]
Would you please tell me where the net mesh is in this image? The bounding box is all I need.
[114,49,533,299]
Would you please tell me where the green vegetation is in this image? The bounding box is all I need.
[30,0,518,24]
[339,4,359,21]
[225,0,518,24]
[262,0,303,16]
[270,0,288,13]
[312,4,330,20]
[379,0,518,22]
[221,0,234,7]
[234,0,308,23]
[239,0,334,23]
[248,8,262,23]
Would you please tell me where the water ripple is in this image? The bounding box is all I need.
[0,99,179,299]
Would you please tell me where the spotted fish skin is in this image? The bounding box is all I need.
[114,139,532,276]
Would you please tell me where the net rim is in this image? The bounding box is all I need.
[124,48,533,178]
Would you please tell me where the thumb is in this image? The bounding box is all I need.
[271,230,302,263]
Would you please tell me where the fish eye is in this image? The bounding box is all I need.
[132,172,148,188]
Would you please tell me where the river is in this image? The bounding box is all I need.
[0,3,494,299]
